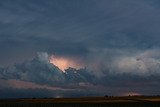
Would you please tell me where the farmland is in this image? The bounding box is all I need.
[0,96,160,107]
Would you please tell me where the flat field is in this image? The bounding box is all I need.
[0,96,160,107]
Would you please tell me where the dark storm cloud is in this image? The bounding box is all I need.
[1,0,160,65]
[0,87,102,98]
[1,0,160,97]
[0,52,160,98]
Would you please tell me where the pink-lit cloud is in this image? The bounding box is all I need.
[49,55,84,72]
[0,79,74,91]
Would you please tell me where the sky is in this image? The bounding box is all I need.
[0,0,160,98]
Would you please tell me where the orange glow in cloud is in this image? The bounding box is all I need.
[49,56,82,72]
[123,92,141,96]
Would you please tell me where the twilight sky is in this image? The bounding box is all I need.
[0,0,160,98]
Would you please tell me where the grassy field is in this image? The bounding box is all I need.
[0,96,160,107]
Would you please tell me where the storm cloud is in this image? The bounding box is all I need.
[0,52,160,98]
[1,0,160,65]
[0,0,160,98]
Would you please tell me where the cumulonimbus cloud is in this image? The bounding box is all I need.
[0,51,160,98]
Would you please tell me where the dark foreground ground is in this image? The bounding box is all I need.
[0,96,160,107]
